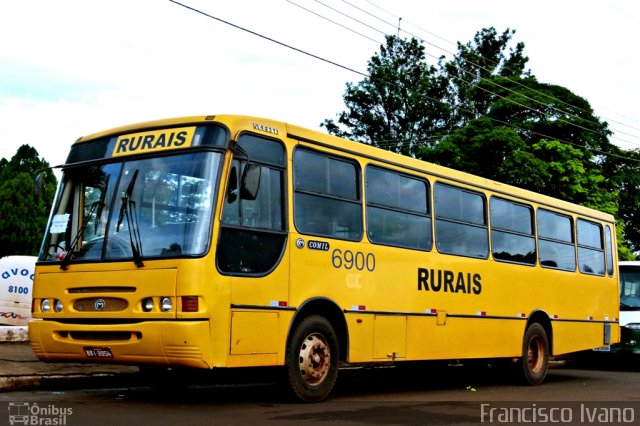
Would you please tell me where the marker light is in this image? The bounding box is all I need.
[161,297,172,312]
[41,299,51,313]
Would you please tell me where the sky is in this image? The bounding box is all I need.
[1,0,640,169]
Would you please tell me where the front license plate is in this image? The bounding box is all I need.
[84,347,113,358]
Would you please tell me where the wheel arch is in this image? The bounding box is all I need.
[527,309,553,355]
[289,297,348,362]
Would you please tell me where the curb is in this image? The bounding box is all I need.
[0,326,28,342]
[0,372,142,392]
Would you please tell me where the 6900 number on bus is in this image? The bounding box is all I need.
[331,249,375,272]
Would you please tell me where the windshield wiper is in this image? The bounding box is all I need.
[60,192,104,270]
[116,170,144,267]
[94,176,109,234]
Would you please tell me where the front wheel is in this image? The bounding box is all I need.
[285,315,339,402]
[519,323,549,385]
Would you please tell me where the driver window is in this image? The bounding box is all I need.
[217,134,287,275]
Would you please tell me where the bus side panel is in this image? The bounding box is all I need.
[345,314,374,362]
[406,316,523,360]
[552,321,619,355]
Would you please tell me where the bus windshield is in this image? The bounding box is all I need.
[40,151,221,264]
[620,265,640,310]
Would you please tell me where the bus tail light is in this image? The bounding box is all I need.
[181,296,199,312]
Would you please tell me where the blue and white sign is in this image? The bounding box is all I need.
[0,256,36,326]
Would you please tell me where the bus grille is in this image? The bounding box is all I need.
[73,297,128,312]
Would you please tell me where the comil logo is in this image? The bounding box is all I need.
[7,402,73,425]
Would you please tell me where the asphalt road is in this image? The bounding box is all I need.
[2,359,639,426]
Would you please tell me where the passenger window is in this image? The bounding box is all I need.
[293,148,362,241]
[435,183,488,258]
[537,209,576,271]
[577,219,605,276]
[491,197,536,265]
[366,166,431,250]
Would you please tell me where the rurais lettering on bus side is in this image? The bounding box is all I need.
[417,268,482,294]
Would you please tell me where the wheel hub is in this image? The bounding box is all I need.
[299,334,330,386]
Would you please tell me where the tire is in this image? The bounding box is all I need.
[519,323,549,385]
[285,315,339,402]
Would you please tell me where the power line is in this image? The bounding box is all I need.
[168,0,367,78]
[359,0,640,143]
[340,0,640,147]
[169,0,640,163]
[287,0,380,44]
[297,0,633,146]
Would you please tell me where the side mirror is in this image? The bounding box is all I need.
[240,164,261,201]
[34,173,44,202]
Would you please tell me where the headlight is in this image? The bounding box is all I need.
[626,323,640,330]
[41,299,51,313]
[161,297,172,312]
[142,297,154,312]
[54,299,64,313]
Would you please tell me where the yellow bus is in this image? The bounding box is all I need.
[29,115,620,401]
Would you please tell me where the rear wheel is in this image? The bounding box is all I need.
[285,315,339,402]
[519,323,549,385]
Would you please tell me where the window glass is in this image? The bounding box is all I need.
[294,149,358,200]
[435,184,485,225]
[538,209,573,242]
[537,209,575,271]
[294,148,362,241]
[40,152,219,263]
[620,265,640,309]
[222,161,283,230]
[539,240,577,271]
[490,198,536,265]
[605,225,614,276]
[435,183,488,258]
[577,219,602,248]
[491,198,533,234]
[367,167,427,213]
[577,219,604,276]
[366,166,431,250]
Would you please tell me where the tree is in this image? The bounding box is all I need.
[322,35,450,157]
[324,28,634,256]
[0,145,57,257]
[607,146,640,258]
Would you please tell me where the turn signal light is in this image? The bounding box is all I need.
[181,296,199,312]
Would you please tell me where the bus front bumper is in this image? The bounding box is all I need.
[28,319,213,369]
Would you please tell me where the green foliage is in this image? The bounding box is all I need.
[324,27,636,258]
[322,35,450,157]
[0,145,57,257]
